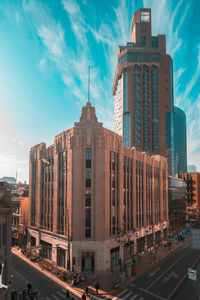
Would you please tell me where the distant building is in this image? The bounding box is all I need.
[11,184,29,249]
[179,172,200,220]
[0,182,12,300]
[174,106,187,174]
[168,176,186,233]
[28,101,168,288]
[113,8,175,174]
[0,177,16,185]
[188,165,197,173]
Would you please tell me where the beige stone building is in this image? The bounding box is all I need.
[28,102,168,287]
[0,182,12,299]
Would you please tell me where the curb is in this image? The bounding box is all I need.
[12,248,82,299]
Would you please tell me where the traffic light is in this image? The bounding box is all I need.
[16,232,19,239]
[73,257,76,265]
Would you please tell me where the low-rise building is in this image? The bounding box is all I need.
[0,182,12,300]
[179,172,200,220]
[11,186,29,249]
[28,101,168,288]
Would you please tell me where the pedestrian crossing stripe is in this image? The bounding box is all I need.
[130,295,138,300]
[113,288,129,300]
[51,295,60,300]
[123,291,134,299]
[56,290,66,299]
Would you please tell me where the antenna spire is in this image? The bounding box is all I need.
[88,66,90,103]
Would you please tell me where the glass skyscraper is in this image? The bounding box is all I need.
[113,8,175,175]
[174,106,187,174]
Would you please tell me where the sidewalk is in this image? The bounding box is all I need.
[12,235,190,300]
[101,234,191,299]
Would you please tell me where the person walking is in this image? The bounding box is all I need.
[85,286,89,296]
[82,292,86,300]
[66,289,70,299]
[95,282,100,294]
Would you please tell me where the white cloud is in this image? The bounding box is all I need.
[38,23,65,57]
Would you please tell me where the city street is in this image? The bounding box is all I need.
[108,244,200,300]
[11,253,79,299]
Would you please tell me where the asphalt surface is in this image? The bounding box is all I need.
[108,243,200,300]
[11,253,79,299]
[174,259,200,300]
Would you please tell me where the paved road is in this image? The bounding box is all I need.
[11,253,79,299]
[174,259,200,300]
[108,244,200,300]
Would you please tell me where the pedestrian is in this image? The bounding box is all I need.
[95,282,100,294]
[85,286,89,296]
[66,289,70,299]
[82,293,86,300]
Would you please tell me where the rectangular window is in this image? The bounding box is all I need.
[85,208,91,238]
[3,224,6,246]
[110,247,119,268]
[125,241,134,259]
[85,191,91,207]
[123,113,130,147]
[85,149,91,188]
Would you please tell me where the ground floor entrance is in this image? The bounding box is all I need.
[81,252,95,273]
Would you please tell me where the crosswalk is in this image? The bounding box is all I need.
[110,285,144,300]
[42,288,79,300]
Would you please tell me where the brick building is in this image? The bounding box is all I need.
[113,8,175,175]
[179,172,200,220]
[28,101,168,287]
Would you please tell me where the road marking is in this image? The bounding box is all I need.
[146,253,185,290]
[14,270,29,284]
[56,290,66,298]
[44,297,51,300]
[129,283,135,287]
[166,255,200,300]
[52,295,60,300]
[123,291,134,299]
[138,298,144,300]
[130,294,138,299]
[149,267,161,278]
[138,287,165,300]
[112,288,128,299]
[163,272,179,283]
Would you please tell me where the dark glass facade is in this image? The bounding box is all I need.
[168,176,186,230]
[174,106,187,174]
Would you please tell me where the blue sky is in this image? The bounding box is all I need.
[0,0,200,182]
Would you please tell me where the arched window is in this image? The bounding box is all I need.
[151,65,159,73]
[134,65,141,73]
[143,65,149,73]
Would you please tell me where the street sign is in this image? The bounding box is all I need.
[188,268,197,281]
